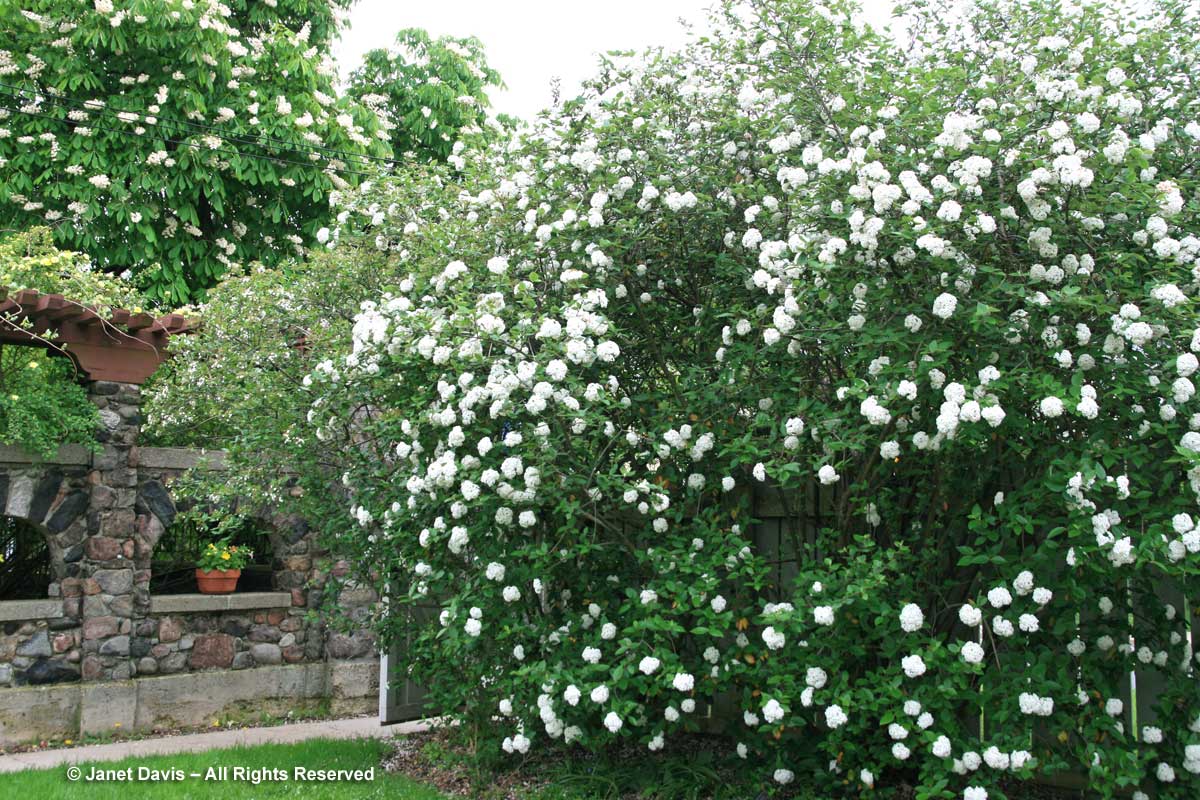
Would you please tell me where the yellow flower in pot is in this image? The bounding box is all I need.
[195,537,254,594]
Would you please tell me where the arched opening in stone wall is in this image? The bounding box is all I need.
[0,516,54,599]
[149,510,277,594]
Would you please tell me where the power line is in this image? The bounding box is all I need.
[0,85,388,175]
[2,101,379,180]
[0,81,399,169]
[0,101,384,180]
[0,81,401,171]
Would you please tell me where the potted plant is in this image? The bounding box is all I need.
[195,538,253,594]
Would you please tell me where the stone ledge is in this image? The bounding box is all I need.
[0,599,65,623]
[0,662,377,745]
[0,444,92,467]
[149,592,292,614]
[135,447,227,471]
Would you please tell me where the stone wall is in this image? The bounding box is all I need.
[1,661,378,743]
[141,594,312,674]
[0,608,78,687]
[0,380,384,745]
[0,439,93,688]
[0,438,380,687]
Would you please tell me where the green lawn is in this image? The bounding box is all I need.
[3,738,446,799]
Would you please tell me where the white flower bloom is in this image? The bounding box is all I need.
[959,605,982,626]
[987,586,1013,608]
[899,603,925,632]
[901,654,927,678]
[1039,397,1064,418]
[932,293,958,319]
[961,642,985,664]
[937,200,962,222]
[762,626,785,650]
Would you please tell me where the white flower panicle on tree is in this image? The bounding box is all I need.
[0,0,396,303]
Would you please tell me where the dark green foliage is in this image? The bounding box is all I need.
[346,28,503,163]
[0,0,389,303]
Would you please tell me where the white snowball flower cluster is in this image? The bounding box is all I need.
[961,642,985,664]
[901,654,927,678]
[899,603,925,632]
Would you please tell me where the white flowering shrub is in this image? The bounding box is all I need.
[161,0,1200,796]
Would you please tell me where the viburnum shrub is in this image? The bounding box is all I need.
[155,0,1200,796]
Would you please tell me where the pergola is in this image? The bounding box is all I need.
[0,287,195,384]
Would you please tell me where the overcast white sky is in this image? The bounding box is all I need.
[334,0,895,121]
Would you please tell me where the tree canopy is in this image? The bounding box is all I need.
[0,0,390,303]
[346,28,503,163]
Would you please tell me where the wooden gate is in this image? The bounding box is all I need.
[379,604,435,724]
[378,485,826,725]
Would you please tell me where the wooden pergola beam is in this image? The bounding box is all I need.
[13,289,40,307]
[125,312,156,331]
[0,286,198,384]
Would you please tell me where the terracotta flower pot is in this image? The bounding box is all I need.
[195,568,241,594]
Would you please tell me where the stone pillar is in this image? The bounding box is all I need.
[79,380,141,681]
[270,514,316,665]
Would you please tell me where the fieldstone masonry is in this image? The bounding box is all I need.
[0,376,381,744]
[79,380,141,682]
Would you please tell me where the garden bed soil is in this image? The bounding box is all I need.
[383,728,1096,800]
[384,729,550,799]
